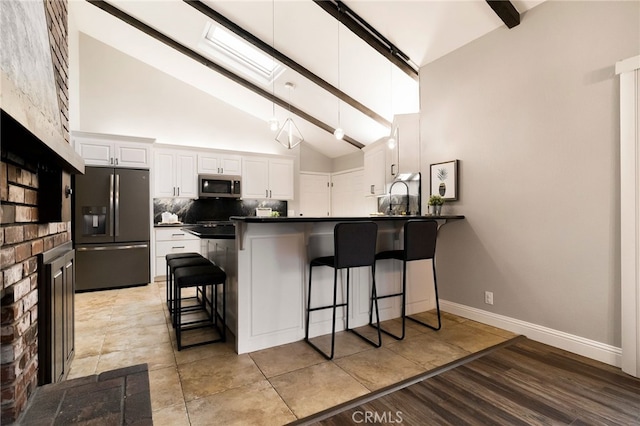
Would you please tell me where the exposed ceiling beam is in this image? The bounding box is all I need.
[486,1,520,29]
[185,0,391,129]
[85,0,364,149]
[313,0,419,82]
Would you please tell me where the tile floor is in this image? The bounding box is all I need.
[68,282,516,425]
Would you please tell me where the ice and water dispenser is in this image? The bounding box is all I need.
[82,206,107,236]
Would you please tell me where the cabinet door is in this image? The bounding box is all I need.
[51,256,65,383]
[63,252,75,370]
[220,155,242,175]
[175,152,197,198]
[363,145,386,196]
[75,139,114,166]
[115,143,150,168]
[269,158,294,200]
[242,157,269,199]
[154,151,177,197]
[198,154,222,174]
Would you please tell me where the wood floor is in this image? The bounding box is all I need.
[298,336,640,425]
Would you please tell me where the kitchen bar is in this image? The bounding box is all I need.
[228,215,464,354]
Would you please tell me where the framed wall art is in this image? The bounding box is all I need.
[430,160,458,201]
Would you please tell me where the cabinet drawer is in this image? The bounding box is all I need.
[155,228,198,241]
[156,240,201,257]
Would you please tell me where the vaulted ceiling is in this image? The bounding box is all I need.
[70,0,544,158]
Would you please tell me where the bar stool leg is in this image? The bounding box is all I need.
[406,260,442,331]
[347,266,382,348]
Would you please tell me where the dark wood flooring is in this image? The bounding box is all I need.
[298,336,640,425]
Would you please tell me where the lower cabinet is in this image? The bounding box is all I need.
[154,228,200,280]
[38,243,75,385]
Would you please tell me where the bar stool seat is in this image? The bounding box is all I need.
[373,220,441,340]
[165,252,202,312]
[305,221,381,360]
[167,256,214,321]
[173,264,226,350]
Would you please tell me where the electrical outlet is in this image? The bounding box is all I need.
[484,291,494,305]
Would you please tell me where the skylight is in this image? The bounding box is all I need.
[200,23,283,86]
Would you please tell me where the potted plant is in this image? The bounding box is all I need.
[428,194,444,216]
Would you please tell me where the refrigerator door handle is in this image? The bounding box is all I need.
[109,173,115,237]
[76,244,149,251]
[114,173,120,237]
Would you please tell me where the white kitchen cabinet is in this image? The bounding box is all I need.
[198,152,242,175]
[71,131,152,168]
[153,149,197,198]
[242,156,294,200]
[153,227,200,280]
[363,142,386,196]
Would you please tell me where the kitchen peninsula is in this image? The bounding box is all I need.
[229,215,464,354]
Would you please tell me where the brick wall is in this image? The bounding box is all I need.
[0,158,71,422]
[45,0,70,144]
[1,0,71,422]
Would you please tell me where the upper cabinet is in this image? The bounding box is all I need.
[153,149,197,198]
[198,152,242,176]
[71,131,152,168]
[242,156,294,200]
[393,113,421,176]
[363,143,387,196]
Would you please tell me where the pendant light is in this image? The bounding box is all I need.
[333,5,344,140]
[268,0,279,132]
[275,82,304,149]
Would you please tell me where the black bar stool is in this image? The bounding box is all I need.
[173,264,226,350]
[167,256,215,325]
[165,252,202,312]
[373,220,440,340]
[305,221,381,360]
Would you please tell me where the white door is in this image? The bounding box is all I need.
[299,173,330,217]
[331,169,375,217]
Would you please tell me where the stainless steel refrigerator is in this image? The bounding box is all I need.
[73,167,150,291]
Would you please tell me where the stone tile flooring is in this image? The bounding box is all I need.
[67,282,517,425]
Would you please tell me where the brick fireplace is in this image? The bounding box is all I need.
[0,0,84,422]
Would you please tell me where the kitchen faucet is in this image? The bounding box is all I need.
[388,180,410,215]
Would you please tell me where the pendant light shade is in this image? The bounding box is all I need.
[276,117,304,149]
[275,82,303,149]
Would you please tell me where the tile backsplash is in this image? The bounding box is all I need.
[153,198,287,224]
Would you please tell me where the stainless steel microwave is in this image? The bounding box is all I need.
[198,174,242,198]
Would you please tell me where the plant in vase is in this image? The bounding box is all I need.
[428,194,444,216]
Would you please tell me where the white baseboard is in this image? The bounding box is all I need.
[440,300,622,367]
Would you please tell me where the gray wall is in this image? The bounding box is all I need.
[300,142,332,172]
[421,0,639,347]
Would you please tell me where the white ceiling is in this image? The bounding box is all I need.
[69,0,544,158]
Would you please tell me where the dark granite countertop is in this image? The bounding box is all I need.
[154,222,188,228]
[229,215,465,223]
